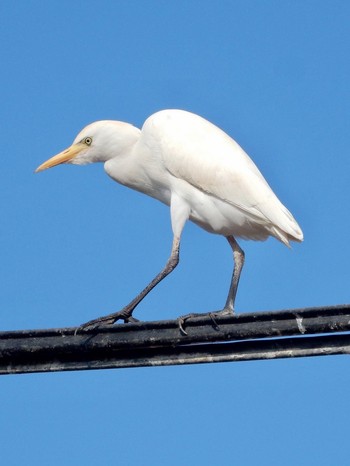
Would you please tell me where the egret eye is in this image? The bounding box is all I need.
[84,137,92,146]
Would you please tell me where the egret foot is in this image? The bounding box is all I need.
[76,309,139,333]
[178,308,234,335]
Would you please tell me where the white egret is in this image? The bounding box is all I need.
[36,109,303,331]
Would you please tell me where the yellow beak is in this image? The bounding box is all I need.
[35,143,85,173]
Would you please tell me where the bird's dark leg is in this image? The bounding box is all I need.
[223,235,245,312]
[78,236,181,330]
[178,235,245,334]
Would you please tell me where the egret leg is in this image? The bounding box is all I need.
[224,235,245,312]
[178,235,245,334]
[78,236,181,330]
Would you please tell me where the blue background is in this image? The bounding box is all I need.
[1,1,349,464]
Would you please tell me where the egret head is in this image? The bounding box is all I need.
[35,120,140,173]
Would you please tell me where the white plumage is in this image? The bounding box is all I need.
[36,109,303,330]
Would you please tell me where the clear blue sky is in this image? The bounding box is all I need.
[1,1,349,465]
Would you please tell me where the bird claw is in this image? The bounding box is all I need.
[208,312,220,330]
[74,311,139,334]
[177,311,225,335]
[178,317,189,336]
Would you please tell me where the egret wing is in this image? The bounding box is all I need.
[145,110,302,243]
